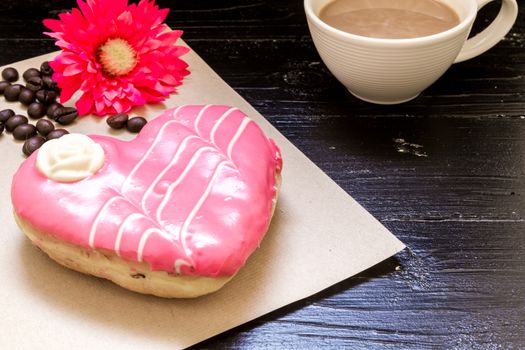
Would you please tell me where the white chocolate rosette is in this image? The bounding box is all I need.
[36,134,105,182]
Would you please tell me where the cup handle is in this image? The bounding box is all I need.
[454,0,518,63]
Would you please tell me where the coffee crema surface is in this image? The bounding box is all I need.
[319,0,460,39]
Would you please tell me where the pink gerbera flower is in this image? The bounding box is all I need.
[44,0,190,116]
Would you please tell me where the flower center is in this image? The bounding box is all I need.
[97,38,138,76]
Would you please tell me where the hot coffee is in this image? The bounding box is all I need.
[319,0,460,39]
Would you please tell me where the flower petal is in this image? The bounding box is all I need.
[76,92,95,115]
[63,64,84,76]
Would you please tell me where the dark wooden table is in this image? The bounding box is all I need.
[1,1,524,348]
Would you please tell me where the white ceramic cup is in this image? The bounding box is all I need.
[305,0,518,104]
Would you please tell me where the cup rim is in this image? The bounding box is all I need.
[304,0,478,46]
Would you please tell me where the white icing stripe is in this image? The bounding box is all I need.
[120,105,186,193]
[210,107,237,145]
[180,161,230,255]
[155,146,218,223]
[114,213,143,257]
[141,135,201,213]
[88,196,125,248]
[194,104,212,136]
[174,259,191,274]
[137,227,165,262]
[227,117,250,160]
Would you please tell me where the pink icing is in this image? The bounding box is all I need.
[11,105,282,277]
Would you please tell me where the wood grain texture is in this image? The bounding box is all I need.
[0,0,524,348]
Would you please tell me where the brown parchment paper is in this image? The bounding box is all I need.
[0,48,405,349]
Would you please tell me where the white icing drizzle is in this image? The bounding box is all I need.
[227,117,250,159]
[89,196,125,248]
[210,107,237,145]
[114,213,143,257]
[179,161,230,257]
[194,104,212,136]
[137,228,165,262]
[175,259,191,274]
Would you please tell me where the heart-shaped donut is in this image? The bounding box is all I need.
[12,105,282,298]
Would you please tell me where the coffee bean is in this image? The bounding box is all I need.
[2,67,19,82]
[23,68,40,82]
[0,123,4,135]
[19,88,36,105]
[23,136,46,156]
[36,119,54,136]
[36,89,57,104]
[4,84,23,101]
[0,109,14,123]
[46,102,62,118]
[126,116,147,133]
[0,81,10,94]
[13,123,37,140]
[40,61,53,76]
[5,115,28,132]
[46,128,69,140]
[107,113,128,129]
[53,107,78,125]
[42,75,58,91]
[26,76,43,91]
[27,102,47,119]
